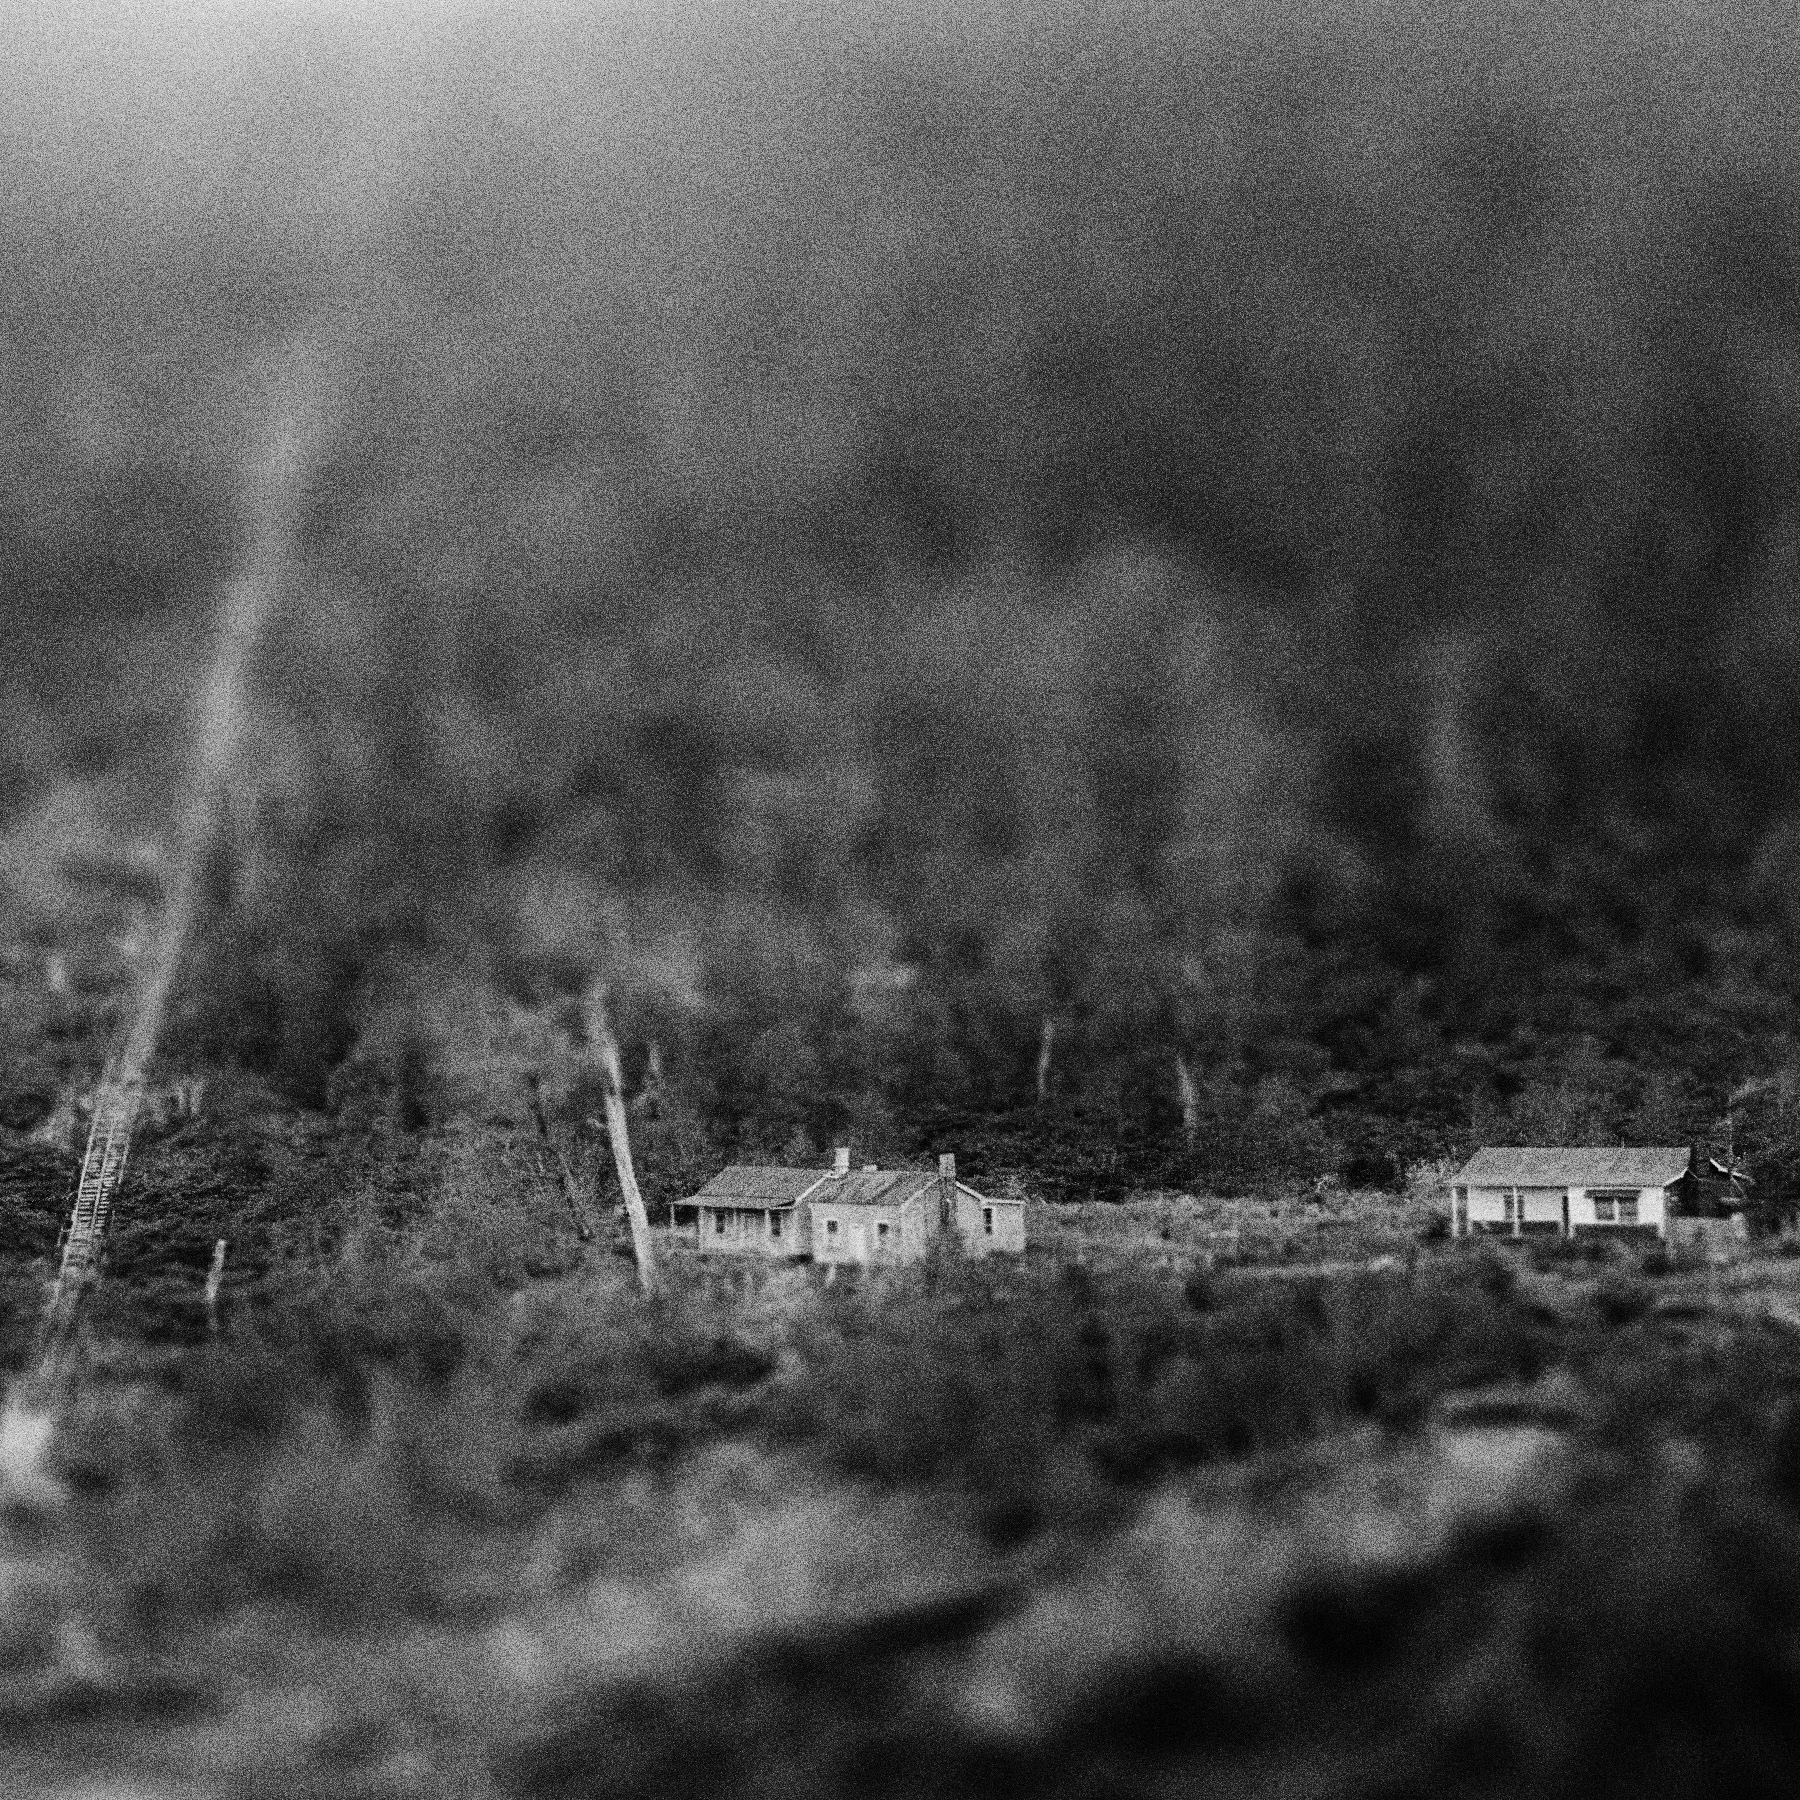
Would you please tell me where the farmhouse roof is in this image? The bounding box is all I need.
[810,1169,939,1207]
[688,1166,827,1209]
[1454,1146,1692,1188]
[687,1161,1002,1211]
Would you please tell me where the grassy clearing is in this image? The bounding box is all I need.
[1030,1185,1430,1274]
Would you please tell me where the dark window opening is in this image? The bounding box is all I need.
[1592,1190,1638,1224]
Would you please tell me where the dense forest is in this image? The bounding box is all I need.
[7,0,1800,1206]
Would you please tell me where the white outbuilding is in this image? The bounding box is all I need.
[1449,1146,1695,1243]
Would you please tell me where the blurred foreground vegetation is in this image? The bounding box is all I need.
[10,1102,1800,1795]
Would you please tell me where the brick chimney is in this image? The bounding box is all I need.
[938,1151,956,1230]
[938,1152,955,1182]
[833,1146,850,1177]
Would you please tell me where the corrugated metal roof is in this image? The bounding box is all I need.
[686,1164,949,1209]
[809,1169,938,1208]
[687,1166,826,1208]
[1454,1146,1691,1188]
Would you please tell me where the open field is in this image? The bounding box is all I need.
[1031,1187,1432,1273]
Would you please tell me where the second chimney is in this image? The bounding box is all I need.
[834,1146,850,1177]
[938,1152,956,1183]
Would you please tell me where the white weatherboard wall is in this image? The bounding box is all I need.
[808,1194,930,1264]
[1464,1187,1562,1230]
[810,1204,859,1265]
[701,1207,792,1256]
[954,1188,1026,1255]
[1566,1186,1667,1234]
[1463,1187,1506,1231]
[1460,1185,1670,1238]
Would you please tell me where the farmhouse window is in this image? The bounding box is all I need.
[714,1212,727,1235]
[876,1221,890,1243]
[983,1206,994,1236]
[825,1218,839,1239]
[770,1213,782,1239]
[1503,1191,1520,1224]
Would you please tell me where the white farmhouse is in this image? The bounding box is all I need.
[673,1148,1024,1263]
[1449,1146,1695,1242]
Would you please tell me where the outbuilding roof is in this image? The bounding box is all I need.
[1454,1146,1692,1189]
[1707,1157,1756,1185]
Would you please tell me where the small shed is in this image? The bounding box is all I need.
[1449,1146,1692,1242]
[1692,1155,1754,1219]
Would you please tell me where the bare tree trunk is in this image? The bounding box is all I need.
[8,364,323,1483]
[558,1153,597,1241]
[637,1040,664,1116]
[584,987,658,1297]
[534,1149,595,1242]
[526,1074,596,1241]
[1175,1050,1198,1144]
[1036,1015,1056,1104]
[204,1239,227,1334]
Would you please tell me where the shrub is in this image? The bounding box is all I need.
[1594,1275,1654,1326]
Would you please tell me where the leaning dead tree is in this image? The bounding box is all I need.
[1036,1015,1057,1104]
[42,1077,142,1351]
[1175,1050,1199,1144]
[37,376,316,1366]
[583,986,658,1297]
[204,1239,228,1334]
[637,1040,665,1117]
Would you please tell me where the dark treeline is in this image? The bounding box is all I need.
[8,1,1800,1201]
